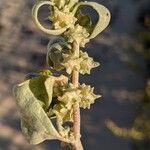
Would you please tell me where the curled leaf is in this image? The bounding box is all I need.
[13,76,60,144]
[32,1,67,35]
[47,40,99,74]
[46,37,72,70]
[72,1,111,39]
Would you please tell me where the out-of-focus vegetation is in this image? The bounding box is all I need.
[106,10,150,150]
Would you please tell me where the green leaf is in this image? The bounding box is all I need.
[13,76,60,144]
[46,39,62,70]
[29,76,54,109]
[32,1,67,35]
[46,37,72,70]
[72,1,111,39]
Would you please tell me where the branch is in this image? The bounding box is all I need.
[71,41,83,150]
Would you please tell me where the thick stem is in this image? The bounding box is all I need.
[71,41,83,150]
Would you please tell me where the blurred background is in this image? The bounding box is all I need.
[0,0,149,150]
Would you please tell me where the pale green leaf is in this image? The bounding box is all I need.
[13,76,60,144]
[32,1,67,35]
[72,1,111,39]
[46,37,72,70]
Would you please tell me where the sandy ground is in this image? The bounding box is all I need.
[0,0,149,150]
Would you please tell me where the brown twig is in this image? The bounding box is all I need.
[71,41,83,150]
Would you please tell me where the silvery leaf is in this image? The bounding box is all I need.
[13,76,60,144]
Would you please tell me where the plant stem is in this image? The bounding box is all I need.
[71,41,83,150]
